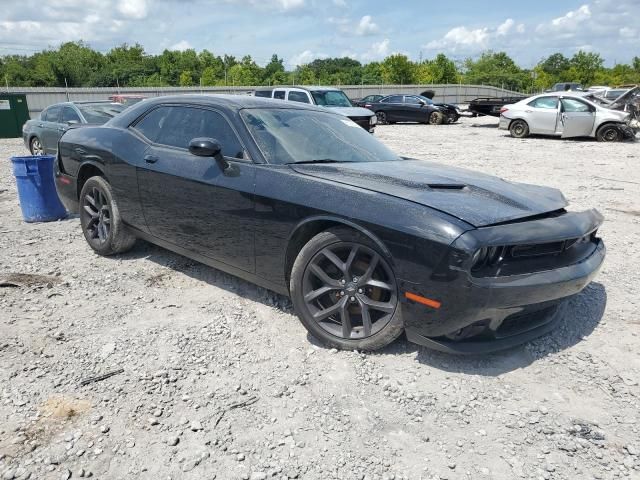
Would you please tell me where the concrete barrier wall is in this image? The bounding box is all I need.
[5,84,526,118]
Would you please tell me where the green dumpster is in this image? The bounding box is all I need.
[0,93,31,139]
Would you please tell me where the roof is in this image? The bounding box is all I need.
[254,85,343,92]
[108,93,329,128]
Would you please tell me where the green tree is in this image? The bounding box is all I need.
[569,50,604,86]
[263,54,285,84]
[539,53,570,77]
[179,70,194,86]
[52,41,105,86]
[380,54,416,84]
[228,55,262,86]
[463,51,529,90]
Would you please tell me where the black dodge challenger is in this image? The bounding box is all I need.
[54,95,605,353]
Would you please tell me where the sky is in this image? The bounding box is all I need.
[0,0,638,67]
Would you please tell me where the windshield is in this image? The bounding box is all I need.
[78,103,126,124]
[241,108,402,165]
[310,90,353,107]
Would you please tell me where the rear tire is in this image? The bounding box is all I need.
[509,119,530,138]
[596,124,622,142]
[429,111,444,125]
[79,176,136,256]
[29,136,44,155]
[290,227,404,351]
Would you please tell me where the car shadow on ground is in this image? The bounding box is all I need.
[116,242,606,376]
[117,240,295,310]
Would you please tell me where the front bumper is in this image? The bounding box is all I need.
[401,209,605,353]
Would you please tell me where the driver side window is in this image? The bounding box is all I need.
[561,98,592,113]
[133,106,244,159]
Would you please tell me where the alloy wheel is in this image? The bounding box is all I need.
[82,186,112,244]
[376,111,387,124]
[31,138,43,155]
[302,242,397,340]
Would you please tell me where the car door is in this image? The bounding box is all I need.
[380,95,404,121]
[403,96,428,122]
[557,98,596,138]
[40,105,62,154]
[525,96,560,134]
[134,105,256,272]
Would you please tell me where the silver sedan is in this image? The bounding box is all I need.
[499,92,636,142]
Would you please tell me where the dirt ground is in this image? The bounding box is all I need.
[1,116,639,480]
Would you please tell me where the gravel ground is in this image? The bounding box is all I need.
[1,116,639,480]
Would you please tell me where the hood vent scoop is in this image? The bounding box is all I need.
[428,183,467,190]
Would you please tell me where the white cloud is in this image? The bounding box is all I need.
[288,49,328,66]
[496,19,514,36]
[550,4,591,29]
[117,0,148,19]
[425,26,490,51]
[170,40,193,51]
[619,27,636,38]
[341,38,391,62]
[422,0,638,62]
[356,15,379,36]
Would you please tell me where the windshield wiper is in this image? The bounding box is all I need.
[288,159,349,165]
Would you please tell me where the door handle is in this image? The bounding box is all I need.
[144,154,158,164]
[525,110,533,113]
[38,124,44,128]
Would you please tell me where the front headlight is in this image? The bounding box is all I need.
[370,115,377,126]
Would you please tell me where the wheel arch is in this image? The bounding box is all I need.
[284,215,393,287]
[76,162,106,199]
[596,121,626,132]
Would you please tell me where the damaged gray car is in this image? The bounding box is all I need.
[499,91,638,142]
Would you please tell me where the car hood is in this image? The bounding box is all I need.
[290,160,568,227]
[323,106,375,117]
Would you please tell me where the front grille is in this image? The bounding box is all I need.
[471,232,598,278]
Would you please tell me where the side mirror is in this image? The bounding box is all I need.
[189,137,221,157]
[418,99,426,106]
[189,137,230,171]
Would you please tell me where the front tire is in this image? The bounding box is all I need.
[596,124,622,142]
[290,227,404,351]
[79,176,136,256]
[429,111,444,125]
[509,119,530,138]
[376,111,388,125]
[30,136,44,155]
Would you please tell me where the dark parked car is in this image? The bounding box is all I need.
[351,94,384,107]
[23,101,125,155]
[55,95,605,353]
[468,96,526,117]
[368,95,460,125]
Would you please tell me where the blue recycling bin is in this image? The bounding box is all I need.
[10,155,68,222]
